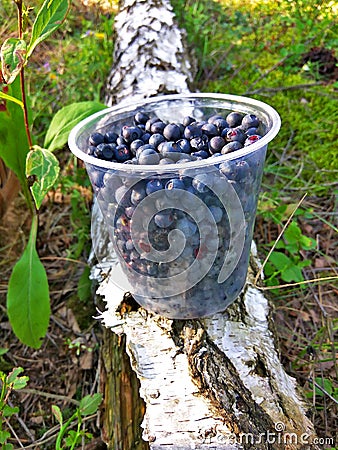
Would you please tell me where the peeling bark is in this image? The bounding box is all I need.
[92,0,319,448]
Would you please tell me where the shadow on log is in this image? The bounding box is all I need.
[90,0,320,448]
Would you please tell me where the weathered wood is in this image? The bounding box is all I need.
[92,0,320,448]
[100,329,148,450]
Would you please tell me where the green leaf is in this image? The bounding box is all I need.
[26,146,60,209]
[52,404,63,425]
[269,251,292,271]
[3,404,19,417]
[281,264,304,283]
[79,393,102,416]
[0,431,11,445]
[27,0,70,59]
[3,444,14,450]
[44,101,107,152]
[0,78,30,187]
[13,375,29,390]
[0,348,9,356]
[1,38,27,84]
[7,216,50,349]
[6,367,24,384]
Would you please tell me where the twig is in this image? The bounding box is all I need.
[308,377,338,405]
[4,416,25,448]
[245,54,290,91]
[257,275,338,291]
[245,82,324,95]
[7,399,35,443]
[254,192,308,285]
[19,388,79,405]
[15,414,98,450]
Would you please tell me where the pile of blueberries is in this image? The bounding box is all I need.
[87,110,263,165]
[87,109,266,318]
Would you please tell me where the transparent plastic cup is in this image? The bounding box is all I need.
[68,93,281,318]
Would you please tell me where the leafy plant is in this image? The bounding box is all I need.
[0,367,29,450]
[0,0,106,348]
[52,393,102,449]
[257,197,316,288]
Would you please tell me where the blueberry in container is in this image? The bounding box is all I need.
[68,93,281,319]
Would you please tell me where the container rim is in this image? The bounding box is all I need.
[68,92,281,172]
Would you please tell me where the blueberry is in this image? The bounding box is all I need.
[89,132,105,146]
[221,141,243,154]
[226,112,243,127]
[131,184,147,205]
[134,111,150,125]
[201,123,218,137]
[207,114,224,124]
[122,125,143,143]
[208,205,223,223]
[101,144,115,160]
[182,116,196,126]
[130,139,145,155]
[138,148,160,165]
[226,128,246,144]
[192,173,210,193]
[141,132,151,143]
[154,211,174,228]
[176,217,197,238]
[163,123,181,141]
[165,178,185,190]
[209,136,226,154]
[159,158,175,165]
[104,130,118,143]
[158,141,181,156]
[191,150,209,159]
[184,124,202,140]
[219,160,250,182]
[244,134,262,146]
[220,127,232,139]
[145,116,161,132]
[241,114,260,130]
[146,179,163,195]
[233,160,251,180]
[136,144,156,158]
[150,121,166,134]
[190,135,209,151]
[115,185,132,206]
[245,127,259,136]
[176,138,191,154]
[149,133,165,148]
[114,144,131,162]
[211,118,229,132]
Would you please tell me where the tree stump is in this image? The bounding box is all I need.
[91,0,320,448]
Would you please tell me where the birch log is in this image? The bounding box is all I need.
[91,0,320,448]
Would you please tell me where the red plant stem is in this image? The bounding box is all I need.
[16,0,33,149]
[20,69,33,149]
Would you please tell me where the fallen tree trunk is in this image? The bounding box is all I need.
[91,0,320,448]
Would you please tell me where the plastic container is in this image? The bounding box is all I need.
[68,93,281,318]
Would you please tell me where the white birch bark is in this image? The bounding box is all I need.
[91,0,319,448]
